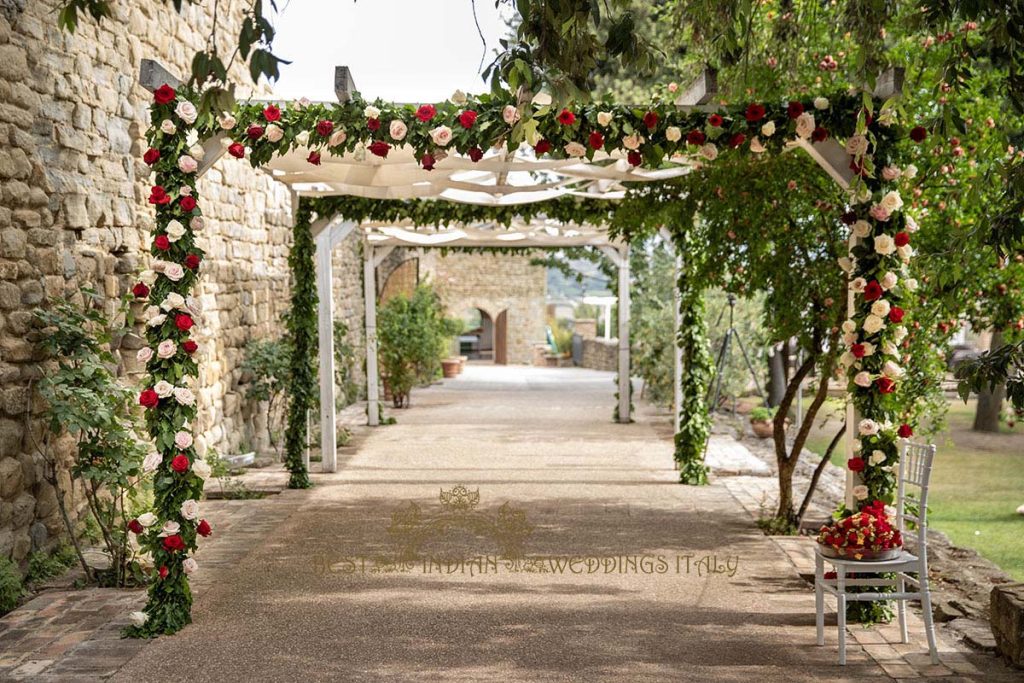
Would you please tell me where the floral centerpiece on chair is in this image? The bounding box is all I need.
[817,500,903,561]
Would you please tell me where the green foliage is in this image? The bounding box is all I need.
[630,241,676,408]
[283,207,316,490]
[749,406,777,421]
[547,317,574,354]
[242,337,292,458]
[333,320,362,409]
[378,285,457,407]
[25,547,77,586]
[0,557,25,616]
[956,339,1024,410]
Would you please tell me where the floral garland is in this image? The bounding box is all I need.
[124,83,215,637]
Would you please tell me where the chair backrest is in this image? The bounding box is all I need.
[896,441,936,549]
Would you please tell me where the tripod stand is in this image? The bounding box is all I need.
[705,293,764,415]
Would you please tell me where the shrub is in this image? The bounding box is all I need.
[750,406,777,422]
[242,337,292,458]
[0,557,25,616]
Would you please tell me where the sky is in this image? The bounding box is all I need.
[268,1,513,103]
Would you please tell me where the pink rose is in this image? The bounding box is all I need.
[137,347,154,363]
[869,204,891,222]
[174,431,193,449]
[157,339,177,359]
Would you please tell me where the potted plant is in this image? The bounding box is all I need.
[749,406,777,438]
[441,358,461,378]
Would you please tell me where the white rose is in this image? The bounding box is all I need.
[852,186,873,204]
[850,277,867,293]
[761,121,776,137]
[596,111,613,127]
[871,299,891,318]
[665,126,681,142]
[182,558,198,575]
[137,347,154,363]
[177,155,198,174]
[841,320,856,334]
[892,326,908,343]
[159,520,180,537]
[860,342,876,357]
[328,129,347,147]
[564,141,586,158]
[795,112,816,139]
[879,190,903,213]
[863,314,885,334]
[882,360,904,379]
[897,244,914,261]
[813,96,830,110]
[217,113,237,130]
[160,119,176,135]
[905,215,919,233]
[363,105,381,119]
[622,133,644,150]
[129,611,148,627]
[699,143,718,160]
[502,105,520,125]
[904,278,918,291]
[140,269,158,286]
[450,89,467,105]
[869,450,887,466]
[146,314,167,328]
[157,339,177,359]
[164,263,185,281]
[265,124,284,142]
[160,293,184,312]
[853,439,862,452]
[843,332,857,346]
[294,130,310,147]
[882,341,899,356]
[904,164,918,179]
[173,387,195,406]
[165,219,186,242]
[142,451,162,473]
[853,485,869,501]
[389,120,407,141]
[180,499,200,520]
[430,125,453,147]
[749,136,766,153]
[190,216,205,231]
[854,371,872,388]
[174,100,198,125]
[874,234,896,255]
[845,135,869,156]
[174,431,193,450]
[143,304,160,319]
[858,418,880,436]
[138,512,158,527]
[192,459,212,480]
[880,272,898,290]
[153,381,174,398]
[840,351,856,368]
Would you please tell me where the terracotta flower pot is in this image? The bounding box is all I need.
[441,358,460,378]
[750,419,774,438]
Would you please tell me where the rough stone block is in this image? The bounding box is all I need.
[992,583,1024,668]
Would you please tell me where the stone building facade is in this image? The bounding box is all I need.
[0,1,364,563]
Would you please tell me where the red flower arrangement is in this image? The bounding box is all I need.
[467,146,483,162]
[228,142,245,159]
[458,110,477,129]
[180,196,197,212]
[315,120,333,137]
[182,340,198,354]
[132,282,150,298]
[184,254,201,270]
[149,186,171,205]
[162,534,185,552]
[642,111,659,129]
[687,130,706,146]
[368,141,390,158]
[197,519,212,537]
[307,151,321,166]
[139,388,159,409]
[910,126,928,143]
[557,109,576,126]
[786,101,804,119]
[421,153,436,171]
[170,454,190,473]
[863,280,883,302]
[416,104,437,122]
[708,114,723,127]
[367,117,381,132]
[534,139,552,155]
[263,105,281,122]
[154,235,170,251]
[153,84,176,105]
[246,124,264,140]
[143,148,161,165]
[175,314,194,331]
[876,377,896,394]
[817,501,902,560]
[898,424,914,438]
[589,131,605,150]
[745,103,766,122]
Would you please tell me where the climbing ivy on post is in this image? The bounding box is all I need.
[673,233,712,485]
[282,204,315,489]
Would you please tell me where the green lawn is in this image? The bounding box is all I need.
[801,398,1024,580]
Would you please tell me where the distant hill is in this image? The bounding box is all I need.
[546,258,611,300]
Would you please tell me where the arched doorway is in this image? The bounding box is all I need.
[459,307,508,365]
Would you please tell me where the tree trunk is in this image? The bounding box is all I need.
[766,342,788,408]
[776,455,797,524]
[973,329,1006,432]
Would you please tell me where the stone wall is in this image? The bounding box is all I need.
[0,2,362,562]
[580,337,618,372]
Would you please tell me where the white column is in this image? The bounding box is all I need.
[603,304,612,341]
[364,245,380,427]
[844,232,856,508]
[617,245,631,424]
[315,228,337,473]
[673,251,683,434]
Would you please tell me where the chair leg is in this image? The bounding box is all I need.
[920,574,940,665]
[897,574,908,643]
[815,554,825,646]
[837,566,847,666]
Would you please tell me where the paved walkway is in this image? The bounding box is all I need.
[2,366,1014,681]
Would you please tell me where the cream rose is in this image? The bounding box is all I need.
[880,271,898,290]
[860,342,875,357]
[699,143,718,160]
[389,120,408,141]
[173,387,195,406]
[154,380,174,398]
[157,339,177,359]
[430,125,453,147]
[328,129,347,147]
[761,121,776,137]
[892,326,908,343]
[164,263,185,282]
[869,450,887,466]
[218,113,237,130]
[622,133,644,150]
[294,130,310,147]
[138,512,158,527]
[853,485,869,500]
[502,105,520,125]
[795,112,816,139]
[897,244,914,261]
[160,294,184,313]
[180,499,200,520]
[852,220,872,238]
[190,216,205,231]
[845,135,869,156]
[904,278,918,291]
[140,269,158,286]
[863,314,885,334]
[174,431,193,449]
[159,520,180,537]
[850,277,867,293]
[871,299,891,318]
[175,100,198,125]
[129,611,148,627]
[904,164,918,179]
[905,215,919,233]
[450,89,467,105]
[265,124,284,143]
[853,371,872,388]
[146,314,166,328]
[160,119,176,135]
[177,155,198,174]
[665,126,682,143]
[597,111,613,127]
[188,143,205,161]
[858,418,880,436]
[165,219,186,242]
[881,166,901,181]
[813,96,830,110]
[137,347,153,363]
[874,234,896,255]
[183,558,198,575]
[749,137,765,153]
[363,105,381,119]
[882,360,904,379]
[882,341,899,356]
[142,451,162,473]
[841,320,857,334]
[564,141,586,158]
[879,190,904,213]
[192,459,212,480]
[837,257,853,273]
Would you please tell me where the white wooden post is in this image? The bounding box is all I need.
[617,245,631,423]
[364,245,381,427]
[315,227,337,473]
[844,232,857,508]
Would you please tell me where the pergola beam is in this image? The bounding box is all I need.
[675,67,718,107]
[139,58,182,91]
[335,66,358,102]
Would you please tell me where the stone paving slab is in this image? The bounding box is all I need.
[706,435,773,476]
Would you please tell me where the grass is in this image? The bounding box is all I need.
[801,397,1024,580]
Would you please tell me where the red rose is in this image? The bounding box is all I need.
[246,124,264,140]
[841,211,858,225]
[420,153,436,171]
[458,110,477,129]
[876,377,896,394]
[153,84,176,105]
[627,150,642,167]
[708,114,723,127]
[228,142,246,158]
[148,186,171,205]
[745,103,766,122]
[687,130,707,146]
[898,423,913,438]
[847,457,866,473]
[158,565,169,579]
[197,519,212,537]
[863,280,883,301]
[534,139,552,155]
[910,126,928,143]
[642,111,659,130]
[557,109,576,126]
[180,196,197,212]
[132,282,150,298]
[184,254,201,270]
[171,454,190,473]
[811,126,829,142]
[162,534,185,552]
[416,104,437,122]
[888,306,905,323]
[154,235,170,251]
[589,131,605,150]
[263,104,281,122]
[175,313,194,331]
[851,343,866,359]
[182,339,198,354]
[787,101,804,119]
[729,133,746,148]
[894,231,910,247]
[367,117,381,132]
[368,141,390,158]
[467,146,483,162]
[307,151,322,166]
[128,519,144,534]
[139,389,159,408]
[316,120,334,137]
[143,148,161,165]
